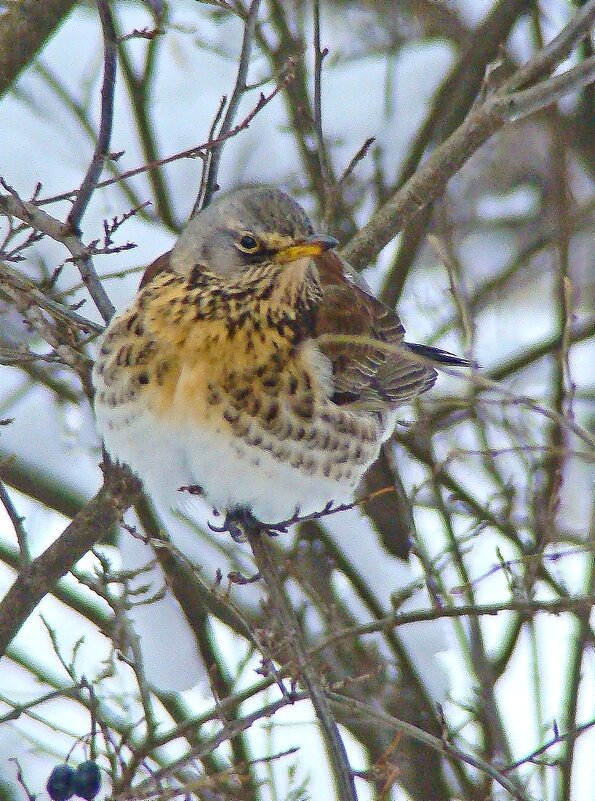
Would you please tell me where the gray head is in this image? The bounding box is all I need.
[171,186,337,276]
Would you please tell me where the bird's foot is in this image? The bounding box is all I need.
[208,507,279,541]
[208,499,352,541]
[178,484,204,496]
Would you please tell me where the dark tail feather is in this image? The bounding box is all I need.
[406,342,472,367]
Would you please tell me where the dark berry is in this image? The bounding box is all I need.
[72,761,101,801]
[46,765,75,801]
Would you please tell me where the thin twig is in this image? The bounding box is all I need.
[338,137,376,188]
[195,0,262,213]
[0,478,30,565]
[194,95,228,217]
[114,694,303,800]
[66,0,118,232]
[491,55,595,121]
[96,594,595,774]
[312,0,332,215]
[428,232,473,349]
[328,693,530,801]
[504,718,595,773]
[33,61,148,217]
[0,276,91,377]
[0,462,141,659]
[469,373,595,451]
[0,261,104,334]
[312,0,325,162]
[379,0,528,309]
[0,684,82,724]
[247,487,395,532]
[0,184,115,322]
[559,556,594,800]
[36,75,291,209]
[9,759,36,801]
[428,200,595,344]
[256,1,356,237]
[319,596,595,649]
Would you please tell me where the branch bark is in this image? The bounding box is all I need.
[247,529,358,801]
[0,462,141,659]
[0,0,75,96]
[0,186,116,322]
[342,0,595,271]
[66,0,118,232]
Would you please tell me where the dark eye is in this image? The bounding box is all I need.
[237,233,259,252]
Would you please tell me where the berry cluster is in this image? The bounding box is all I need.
[46,761,101,801]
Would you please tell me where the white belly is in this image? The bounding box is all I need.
[96,400,361,523]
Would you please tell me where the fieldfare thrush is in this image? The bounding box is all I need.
[92,186,467,532]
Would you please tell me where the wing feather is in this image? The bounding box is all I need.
[314,251,437,409]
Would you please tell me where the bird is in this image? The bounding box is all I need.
[92,186,468,536]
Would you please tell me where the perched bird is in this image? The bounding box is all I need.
[92,186,466,532]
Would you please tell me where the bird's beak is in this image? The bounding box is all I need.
[274,234,338,264]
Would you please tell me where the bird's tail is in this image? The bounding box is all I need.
[406,342,471,367]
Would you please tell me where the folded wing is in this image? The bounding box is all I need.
[314,251,437,410]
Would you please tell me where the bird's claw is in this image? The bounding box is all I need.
[208,500,349,540]
[208,507,287,540]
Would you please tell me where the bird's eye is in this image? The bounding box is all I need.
[237,233,259,252]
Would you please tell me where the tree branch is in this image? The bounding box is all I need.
[0,478,30,565]
[0,260,103,334]
[321,596,595,648]
[0,0,75,96]
[328,693,530,801]
[65,0,118,232]
[492,55,595,121]
[247,529,358,801]
[0,185,116,322]
[195,0,262,213]
[342,0,595,270]
[0,462,141,659]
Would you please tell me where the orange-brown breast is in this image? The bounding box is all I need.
[136,247,436,410]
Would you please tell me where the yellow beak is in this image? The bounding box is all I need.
[274,234,338,264]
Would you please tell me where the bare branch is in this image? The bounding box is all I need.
[342,0,595,270]
[36,69,293,213]
[246,528,358,801]
[66,0,118,232]
[0,479,30,566]
[338,136,376,188]
[322,596,595,648]
[492,55,595,121]
[0,260,103,334]
[114,693,302,800]
[329,693,530,801]
[312,0,332,208]
[0,184,116,322]
[0,462,141,659]
[195,0,262,213]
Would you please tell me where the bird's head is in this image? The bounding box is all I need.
[170,186,338,278]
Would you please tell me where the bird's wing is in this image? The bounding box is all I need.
[139,250,174,289]
[314,251,437,409]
